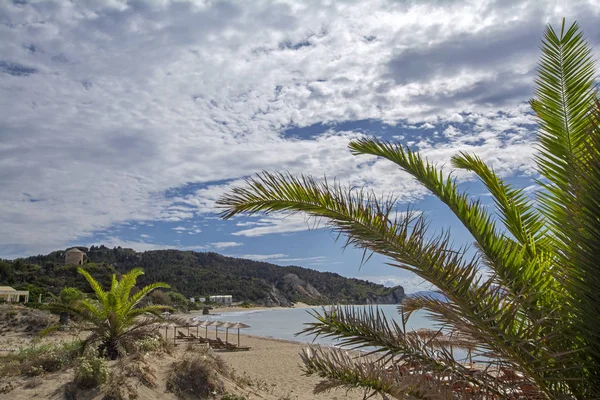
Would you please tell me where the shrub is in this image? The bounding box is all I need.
[74,353,109,389]
[166,354,225,398]
[129,333,166,354]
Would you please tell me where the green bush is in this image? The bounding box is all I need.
[74,353,109,389]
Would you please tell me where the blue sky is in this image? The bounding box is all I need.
[1,0,599,293]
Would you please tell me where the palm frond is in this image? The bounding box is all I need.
[301,345,451,399]
[347,139,541,303]
[451,152,547,253]
[530,20,597,244]
[78,267,108,306]
[125,281,170,311]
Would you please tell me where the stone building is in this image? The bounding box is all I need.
[65,248,85,265]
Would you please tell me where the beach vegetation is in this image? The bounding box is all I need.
[73,352,109,389]
[218,20,600,399]
[0,340,82,377]
[47,287,86,325]
[166,351,226,398]
[62,267,171,359]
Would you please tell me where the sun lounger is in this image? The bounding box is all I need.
[216,338,251,351]
[178,331,206,345]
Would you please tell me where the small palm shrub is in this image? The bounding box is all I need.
[47,287,86,326]
[63,267,171,359]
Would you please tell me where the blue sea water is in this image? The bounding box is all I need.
[191,305,436,346]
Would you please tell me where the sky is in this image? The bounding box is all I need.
[1,0,599,293]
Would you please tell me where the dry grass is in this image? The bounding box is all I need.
[166,348,227,398]
[0,340,82,377]
[0,304,56,336]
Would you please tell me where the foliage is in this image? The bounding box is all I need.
[217,20,600,399]
[0,340,82,377]
[0,260,117,298]
[47,287,86,325]
[64,268,171,359]
[166,352,226,398]
[73,352,109,389]
[7,246,404,306]
[167,291,189,310]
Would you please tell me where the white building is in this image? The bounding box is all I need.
[209,295,232,305]
[0,286,29,303]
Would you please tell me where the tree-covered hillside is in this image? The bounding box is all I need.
[1,245,405,306]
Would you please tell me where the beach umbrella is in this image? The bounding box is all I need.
[206,320,224,339]
[221,321,233,343]
[228,322,250,347]
[197,320,210,337]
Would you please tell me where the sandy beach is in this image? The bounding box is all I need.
[203,302,315,314]
[0,305,366,400]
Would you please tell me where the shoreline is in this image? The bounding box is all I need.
[190,302,399,315]
[211,301,315,314]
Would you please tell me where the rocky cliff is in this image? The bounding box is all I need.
[365,286,405,304]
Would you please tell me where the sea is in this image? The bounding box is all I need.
[192,305,435,346]
[187,305,475,362]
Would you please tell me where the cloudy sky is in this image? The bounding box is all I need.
[1,0,599,292]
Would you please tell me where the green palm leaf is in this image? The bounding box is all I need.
[218,19,600,398]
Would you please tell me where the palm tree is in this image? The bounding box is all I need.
[218,20,600,399]
[48,287,86,326]
[68,267,171,359]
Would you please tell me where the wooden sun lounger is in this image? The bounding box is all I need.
[216,338,251,351]
[178,331,209,345]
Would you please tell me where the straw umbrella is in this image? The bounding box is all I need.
[197,320,210,337]
[228,322,250,347]
[221,321,233,343]
[206,320,223,339]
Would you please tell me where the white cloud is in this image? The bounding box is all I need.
[232,214,325,237]
[1,0,599,256]
[86,238,241,254]
[233,252,327,265]
[360,275,433,293]
[237,253,288,262]
[210,241,243,250]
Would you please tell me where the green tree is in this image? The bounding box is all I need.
[48,287,86,325]
[218,20,600,398]
[67,267,170,359]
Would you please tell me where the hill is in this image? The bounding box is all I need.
[0,245,405,306]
